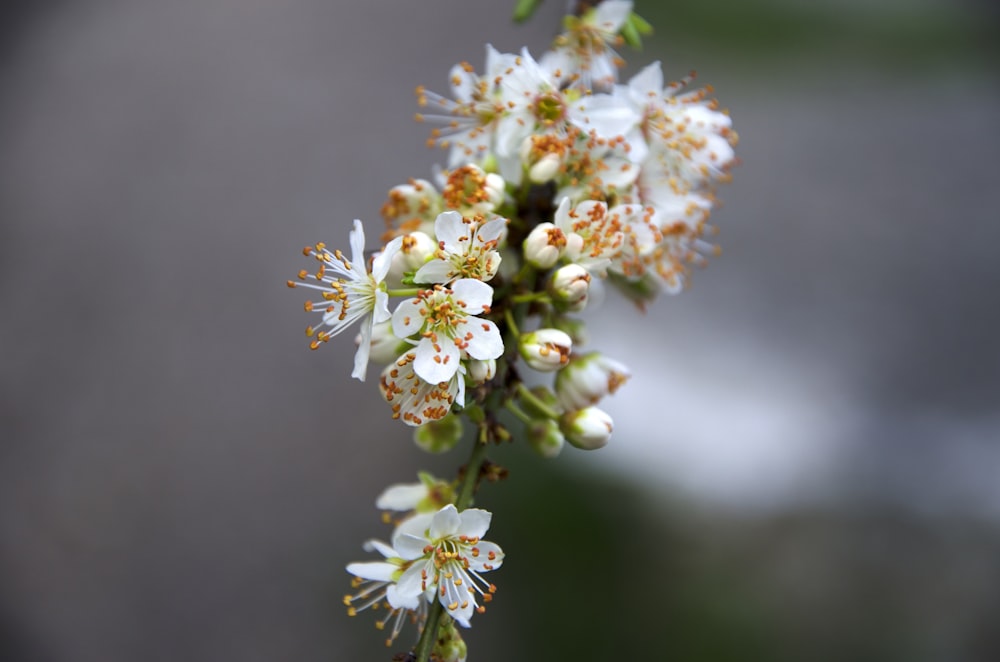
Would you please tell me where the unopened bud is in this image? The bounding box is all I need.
[387,231,435,286]
[527,419,565,459]
[414,414,463,453]
[549,263,591,311]
[519,328,572,372]
[523,222,567,269]
[555,352,631,411]
[467,358,496,385]
[528,153,562,184]
[561,406,613,450]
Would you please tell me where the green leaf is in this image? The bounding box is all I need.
[513,0,544,23]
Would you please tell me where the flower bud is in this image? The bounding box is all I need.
[381,179,441,232]
[528,153,562,184]
[413,414,463,453]
[386,231,435,287]
[548,263,591,312]
[561,406,613,450]
[555,352,631,411]
[363,321,406,366]
[523,222,567,269]
[434,618,468,662]
[466,358,496,385]
[519,328,572,372]
[526,419,565,459]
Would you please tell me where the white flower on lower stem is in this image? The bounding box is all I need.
[345,539,426,647]
[393,504,504,628]
[289,220,403,381]
[392,279,503,384]
[562,406,614,450]
[414,211,507,285]
[380,350,466,426]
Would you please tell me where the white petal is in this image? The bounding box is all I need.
[414,335,461,384]
[385,583,422,611]
[346,561,396,582]
[396,560,431,597]
[476,216,508,244]
[413,259,455,285]
[464,318,503,361]
[592,0,632,33]
[348,219,367,274]
[450,278,494,314]
[394,533,431,561]
[449,63,477,102]
[433,211,467,252]
[372,235,403,282]
[570,94,639,138]
[351,317,373,381]
[376,483,428,511]
[362,539,397,558]
[391,297,425,339]
[467,541,504,572]
[629,61,663,105]
[430,504,461,539]
[457,508,492,539]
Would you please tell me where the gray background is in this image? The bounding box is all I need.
[2,0,999,660]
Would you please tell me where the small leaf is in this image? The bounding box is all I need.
[513,0,544,23]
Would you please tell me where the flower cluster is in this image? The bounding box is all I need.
[288,2,738,658]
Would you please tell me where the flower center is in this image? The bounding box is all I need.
[533,92,566,126]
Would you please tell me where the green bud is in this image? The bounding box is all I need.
[414,414,463,453]
[512,0,544,24]
[527,419,565,459]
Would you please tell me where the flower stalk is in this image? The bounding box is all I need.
[288,1,739,658]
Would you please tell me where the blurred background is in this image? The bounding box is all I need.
[1,0,999,660]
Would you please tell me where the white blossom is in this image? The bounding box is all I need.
[392,279,503,384]
[414,212,507,285]
[519,328,573,372]
[393,505,504,628]
[289,220,402,381]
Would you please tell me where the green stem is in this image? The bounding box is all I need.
[515,382,560,420]
[386,287,421,297]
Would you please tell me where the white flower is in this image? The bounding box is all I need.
[494,48,639,183]
[553,197,624,275]
[289,220,402,381]
[555,352,631,411]
[466,358,496,385]
[416,45,520,169]
[562,406,614,450]
[554,131,638,205]
[519,328,573,372]
[380,350,466,427]
[392,279,503,384]
[344,538,425,647]
[540,0,632,91]
[393,504,504,628]
[414,212,507,284]
[623,61,737,189]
